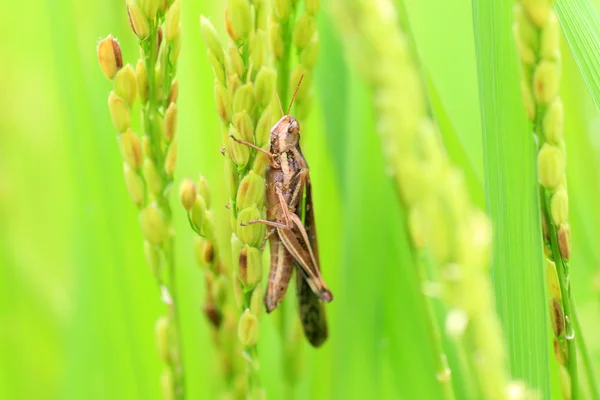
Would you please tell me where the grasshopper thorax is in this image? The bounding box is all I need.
[270,115,300,154]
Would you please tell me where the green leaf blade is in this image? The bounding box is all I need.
[472,0,551,396]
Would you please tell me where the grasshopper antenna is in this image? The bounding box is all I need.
[275,90,285,117]
[287,74,304,116]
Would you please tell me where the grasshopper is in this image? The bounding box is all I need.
[230,77,332,347]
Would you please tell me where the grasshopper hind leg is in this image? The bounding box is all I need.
[265,239,294,313]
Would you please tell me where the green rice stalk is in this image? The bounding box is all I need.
[200,1,277,395]
[332,1,512,398]
[179,176,246,398]
[269,0,318,121]
[96,1,185,398]
[513,2,584,398]
[270,0,295,107]
[289,0,318,121]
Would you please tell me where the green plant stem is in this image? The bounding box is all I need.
[236,277,259,394]
[234,55,261,400]
[458,332,486,398]
[143,26,162,205]
[277,10,295,107]
[534,90,577,398]
[144,22,185,400]
[572,300,600,399]
[244,345,260,395]
[541,187,577,399]
[163,43,174,110]
[414,250,455,400]
[166,234,185,400]
[452,334,477,399]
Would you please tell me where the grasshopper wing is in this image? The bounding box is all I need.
[296,173,328,346]
[277,192,332,301]
[302,173,320,272]
[296,268,328,347]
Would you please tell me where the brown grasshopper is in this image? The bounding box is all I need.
[230,77,332,347]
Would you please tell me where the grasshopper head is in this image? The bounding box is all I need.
[270,115,300,153]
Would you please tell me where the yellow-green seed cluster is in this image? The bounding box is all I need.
[181,177,221,318]
[333,0,511,398]
[200,1,277,392]
[513,1,575,397]
[270,0,319,120]
[292,0,318,121]
[179,176,247,397]
[155,315,177,400]
[514,2,569,253]
[97,1,184,399]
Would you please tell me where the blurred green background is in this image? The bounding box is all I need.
[2,0,600,399]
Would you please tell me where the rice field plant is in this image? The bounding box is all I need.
[2,0,600,399]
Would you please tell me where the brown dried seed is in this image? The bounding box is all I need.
[558,224,571,260]
[203,240,214,264]
[550,298,564,337]
[239,246,248,284]
[112,39,123,70]
[203,304,223,328]
[157,27,164,50]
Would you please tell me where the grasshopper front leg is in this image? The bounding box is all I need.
[240,186,294,229]
[260,228,276,251]
[229,135,280,169]
[241,218,288,229]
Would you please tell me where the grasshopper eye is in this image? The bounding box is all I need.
[288,120,300,135]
